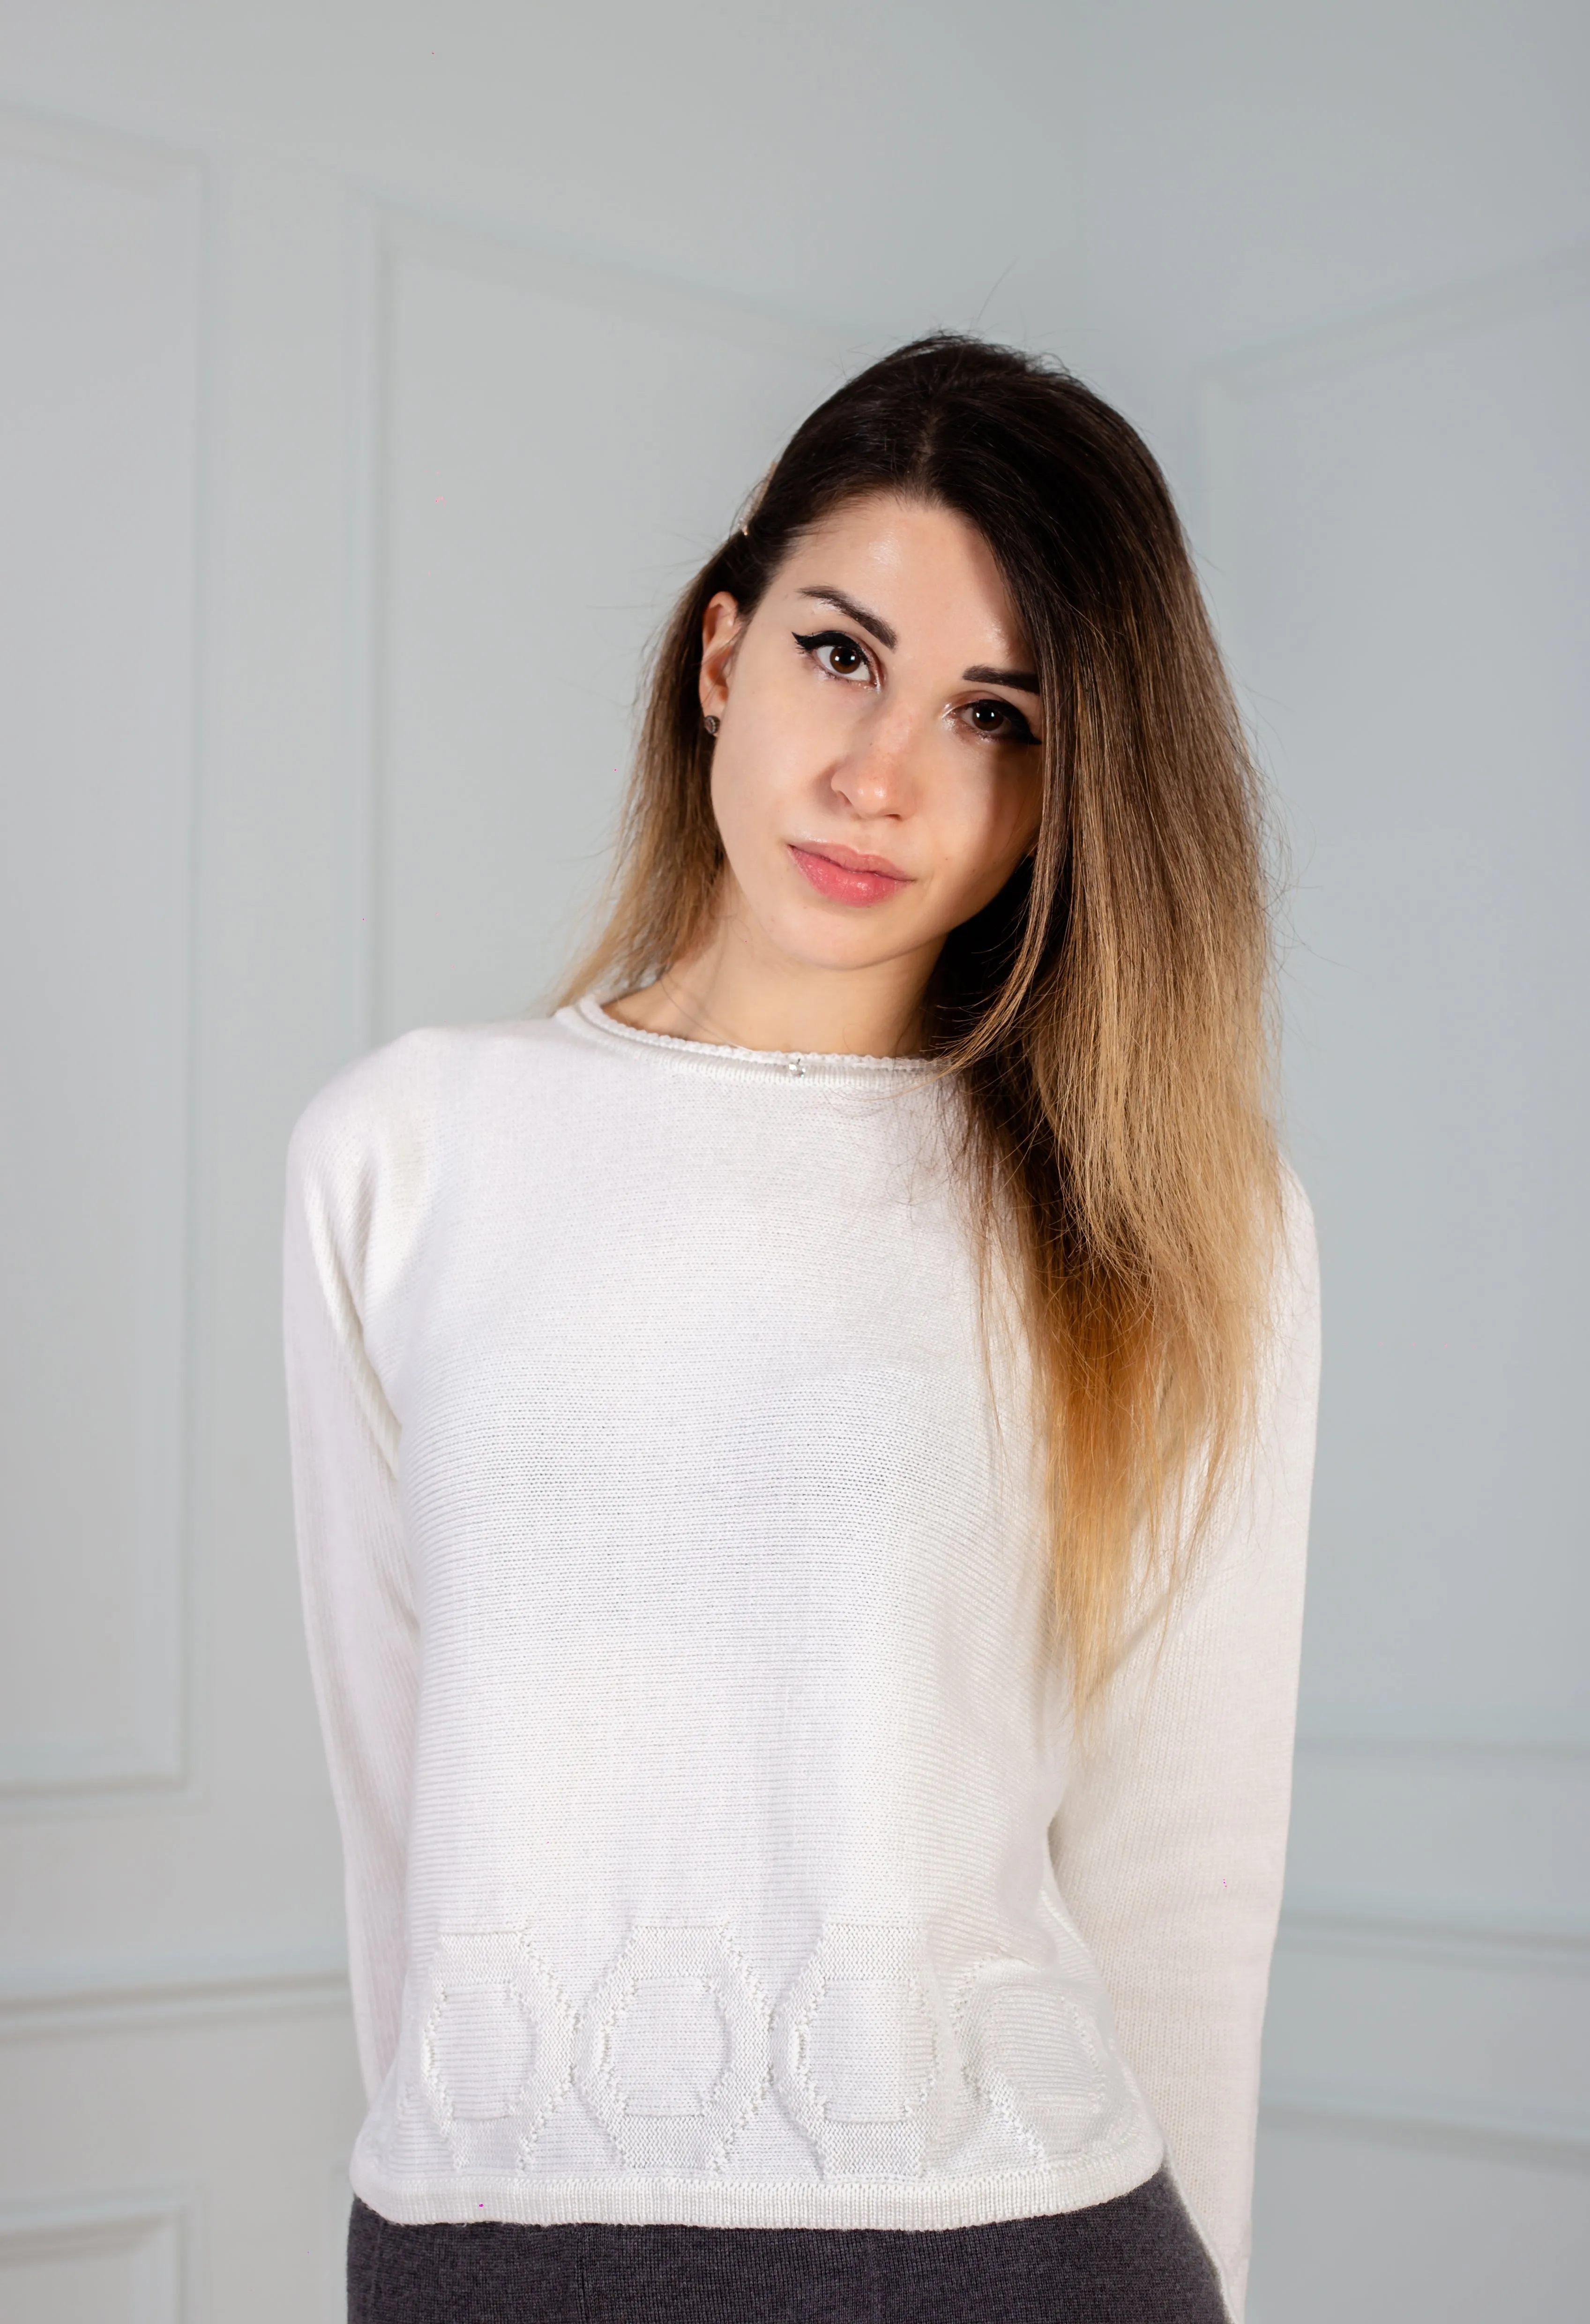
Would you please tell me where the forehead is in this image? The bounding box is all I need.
[776,492,1026,649]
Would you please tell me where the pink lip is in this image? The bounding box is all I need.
[788,841,912,907]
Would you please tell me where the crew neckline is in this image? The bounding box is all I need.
[558,989,934,1085]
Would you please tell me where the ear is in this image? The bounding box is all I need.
[698,591,741,725]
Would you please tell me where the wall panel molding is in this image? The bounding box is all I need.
[343,193,851,1054]
[1278,1902,1590,1978]
[1200,240,1590,406]
[358,194,849,365]
[342,192,850,1058]
[0,1950,349,2042]
[1261,2080,1590,2174]
[0,106,209,1810]
[1296,1726,1590,1762]
[1199,240,1590,1831]
[0,2187,191,2318]
[1195,241,1590,596]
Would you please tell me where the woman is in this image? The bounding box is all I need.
[284,334,1320,2324]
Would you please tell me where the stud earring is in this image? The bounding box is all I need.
[703,714,720,737]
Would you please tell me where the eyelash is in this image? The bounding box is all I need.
[791,628,1040,747]
[793,628,875,683]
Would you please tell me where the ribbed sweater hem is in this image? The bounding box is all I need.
[350,2119,1166,2230]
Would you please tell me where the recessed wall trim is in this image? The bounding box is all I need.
[1261,2078,1590,2174]
[0,2187,192,2319]
[1278,1901,1590,1978]
[1201,240,1590,405]
[1294,1723,1590,1763]
[0,1951,350,2043]
[0,108,209,1815]
[340,191,853,1058]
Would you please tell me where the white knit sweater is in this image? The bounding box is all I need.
[283,991,1320,2317]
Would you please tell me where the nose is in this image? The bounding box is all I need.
[828,705,919,820]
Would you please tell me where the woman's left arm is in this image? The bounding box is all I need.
[1049,1171,1322,2323]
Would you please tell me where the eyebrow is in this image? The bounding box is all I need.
[796,588,1039,694]
[796,587,897,651]
[962,663,1041,694]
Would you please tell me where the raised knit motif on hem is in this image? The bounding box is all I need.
[378,1912,1140,2193]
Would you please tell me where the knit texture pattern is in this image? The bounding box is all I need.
[282,992,1320,2322]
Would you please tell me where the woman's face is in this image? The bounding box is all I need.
[700,492,1045,983]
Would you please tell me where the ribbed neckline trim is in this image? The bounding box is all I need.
[557,989,935,1086]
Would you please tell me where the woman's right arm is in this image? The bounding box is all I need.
[282,1088,419,2106]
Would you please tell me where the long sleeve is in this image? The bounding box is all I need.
[282,1087,421,2104]
[1048,1170,1321,2320]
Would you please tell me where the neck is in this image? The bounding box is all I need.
[604,881,940,1058]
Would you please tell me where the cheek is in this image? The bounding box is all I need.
[935,760,1039,884]
[710,669,836,843]
[708,726,799,874]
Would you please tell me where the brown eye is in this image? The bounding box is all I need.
[793,629,876,683]
[963,697,1039,745]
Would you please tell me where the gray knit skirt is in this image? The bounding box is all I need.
[346,2165,1226,2321]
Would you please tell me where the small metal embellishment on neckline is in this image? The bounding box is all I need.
[785,1055,805,1077]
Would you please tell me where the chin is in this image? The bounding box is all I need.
[754,900,908,971]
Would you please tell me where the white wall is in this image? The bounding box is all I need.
[0,5,1583,2317]
[1075,6,1590,2313]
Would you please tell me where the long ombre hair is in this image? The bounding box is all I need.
[558,334,1284,1714]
